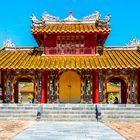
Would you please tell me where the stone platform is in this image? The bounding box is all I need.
[12,122,126,140]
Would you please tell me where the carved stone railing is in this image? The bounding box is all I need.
[44,47,96,55]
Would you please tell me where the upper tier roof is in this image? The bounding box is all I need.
[31,24,110,34]
[30,11,111,34]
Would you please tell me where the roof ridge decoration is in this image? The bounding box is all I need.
[64,11,77,21]
[3,39,17,51]
[30,11,111,26]
[127,39,140,47]
[3,39,16,48]
[83,11,100,21]
[104,39,140,51]
[41,12,59,21]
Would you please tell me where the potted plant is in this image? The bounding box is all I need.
[27,93,33,103]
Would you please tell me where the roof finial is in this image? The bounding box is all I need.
[65,11,77,21]
[69,11,73,15]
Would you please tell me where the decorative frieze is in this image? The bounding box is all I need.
[26,70,35,75]
[120,69,128,75]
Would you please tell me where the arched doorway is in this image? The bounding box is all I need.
[14,78,34,103]
[106,77,127,104]
[59,71,81,103]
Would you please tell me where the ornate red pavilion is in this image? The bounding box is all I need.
[0,11,140,104]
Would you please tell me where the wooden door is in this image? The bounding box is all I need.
[59,71,81,103]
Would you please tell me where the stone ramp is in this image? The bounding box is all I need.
[12,122,126,140]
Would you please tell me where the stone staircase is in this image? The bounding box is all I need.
[99,104,140,122]
[0,104,140,122]
[41,104,96,121]
[0,104,38,120]
[0,104,96,121]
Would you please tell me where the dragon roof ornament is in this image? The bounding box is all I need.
[127,39,140,47]
[83,11,100,21]
[31,11,111,26]
[41,12,59,22]
[3,39,16,48]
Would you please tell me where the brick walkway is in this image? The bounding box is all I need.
[12,122,126,140]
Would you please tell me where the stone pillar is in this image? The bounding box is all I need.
[40,71,47,103]
[92,70,99,104]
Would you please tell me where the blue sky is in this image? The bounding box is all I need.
[0,0,140,47]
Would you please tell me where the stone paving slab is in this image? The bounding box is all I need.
[12,122,126,140]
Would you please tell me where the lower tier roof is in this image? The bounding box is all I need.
[0,49,139,70]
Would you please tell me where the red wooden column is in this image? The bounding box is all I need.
[121,80,127,104]
[41,71,47,104]
[92,70,99,104]
[1,70,5,101]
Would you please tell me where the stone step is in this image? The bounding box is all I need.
[0,113,36,116]
[43,111,95,114]
[42,107,96,110]
[101,118,140,122]
[100,108,140,111]
[0,115,37,118]
[0,106,96,110]
[41,118,96,121]
[0,117,37,120]
[99,104,140,107]
[103,114,140,118]
[42,114,95,117]
[101,111,140,114]
[0,109,37,113]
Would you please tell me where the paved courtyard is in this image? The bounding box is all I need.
[12,122,126,140]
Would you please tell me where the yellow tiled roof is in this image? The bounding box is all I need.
[20,85,33,92]
[31,24,110,34]
[0,50,139,70]
[107,84,120,92]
